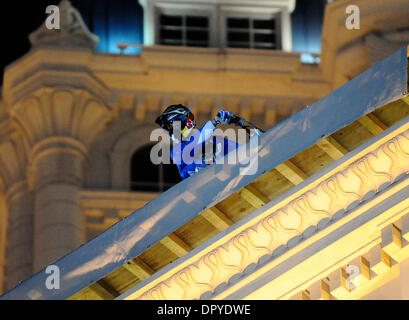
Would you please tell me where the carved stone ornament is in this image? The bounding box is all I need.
[137,127,409,300]
[29,0,99,49]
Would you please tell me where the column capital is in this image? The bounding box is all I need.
[8,88,114,156]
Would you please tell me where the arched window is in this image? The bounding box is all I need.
[130,143,181,192]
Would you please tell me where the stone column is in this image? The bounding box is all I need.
[0,137,34,292]
[4,181,33,290]
[7,88,113,273]
[29,137,87,272]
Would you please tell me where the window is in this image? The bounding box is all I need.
[226,16,279,49]
[159,14,210,47]
[130,144,181,192]
[143,0,293,50]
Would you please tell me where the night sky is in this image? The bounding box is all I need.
[0,0,326,87]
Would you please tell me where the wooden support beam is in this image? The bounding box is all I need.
[202,207,233,232]
[378,250,392,273]
[340,267,352,293]
[160,233,192,257]
[382,221,409,263]
[316,136,348,160]
[369,244,392,276]
[401,214,409,242]
[358,113,387,135]
[301,290,310,300]
[320,279,331,300]
[360,256,371,281]
[89,279,119,300]
[382,223,402,258]
[275,160,308,185]
[123,257,155,281]
[239,184,270,209]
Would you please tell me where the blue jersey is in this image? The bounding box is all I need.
[171,121,238,179]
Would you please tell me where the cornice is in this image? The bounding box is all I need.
[125,117,409,300]
[4,62,113,107]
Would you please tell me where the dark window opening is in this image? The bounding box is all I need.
[187,30,209,42]
[226,17,278,50]
[159,14,210,48]
[228,18,250,29]
[253,19,275,30]
[228,32,250,42]
[161,29,183,40]
[160,15,183,26]
[186,16,208,28]
[130,144,181,192]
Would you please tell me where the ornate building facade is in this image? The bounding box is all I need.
[0,0,409,298]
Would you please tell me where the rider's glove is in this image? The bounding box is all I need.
[213,110,232,125]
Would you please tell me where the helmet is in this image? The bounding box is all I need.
[155,104,195,138]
